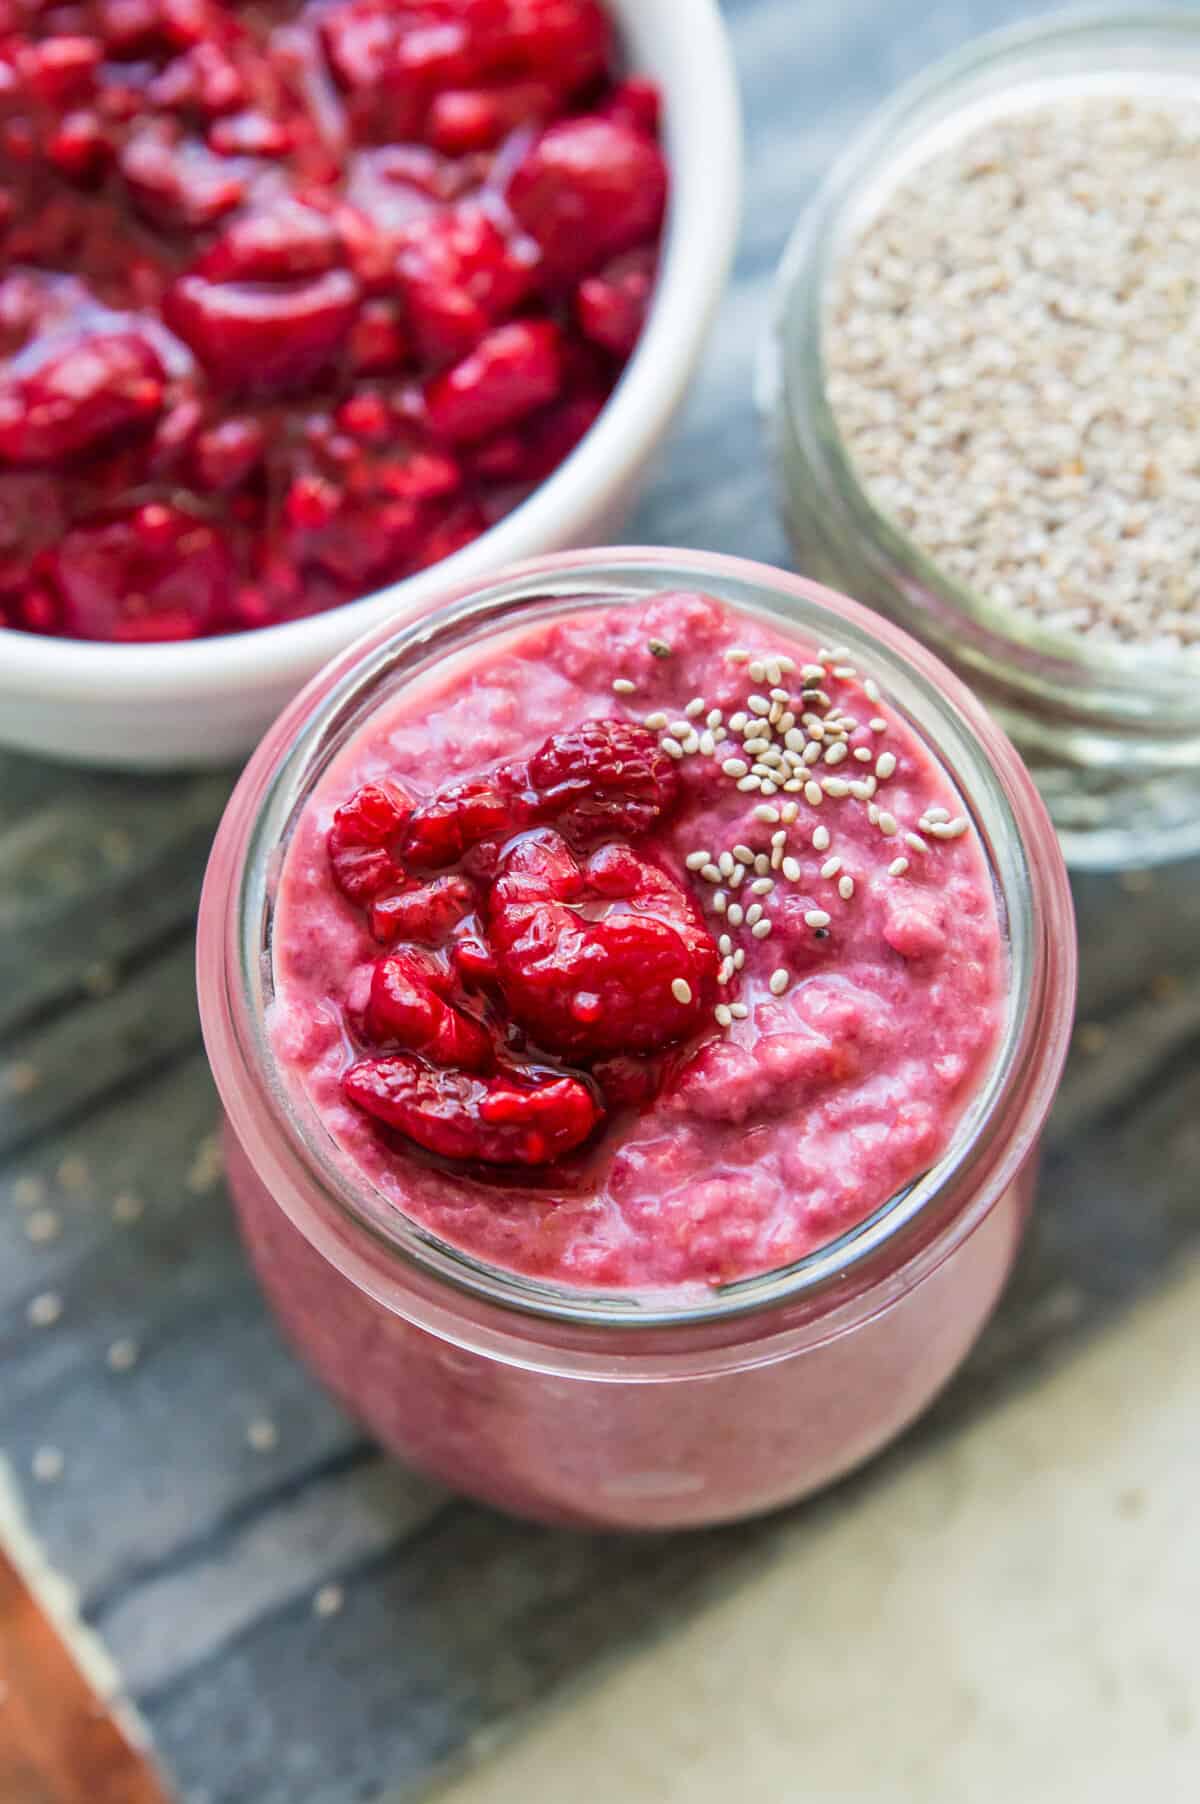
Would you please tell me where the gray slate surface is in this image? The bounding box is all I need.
[2,2,1199,1801]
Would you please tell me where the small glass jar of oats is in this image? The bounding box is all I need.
[761,9,1200,868]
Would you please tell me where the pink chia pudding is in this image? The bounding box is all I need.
[270,587,1006,1295]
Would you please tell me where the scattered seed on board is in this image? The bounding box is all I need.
[32,1446,64,1483]
[313,1584,344,1618]
[25,1209,60,1244]
[27,1292,62,1328]
[106,1337,139,1373]
[247,1417,280,1453]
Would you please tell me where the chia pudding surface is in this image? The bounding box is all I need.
[270,590,1006,1294]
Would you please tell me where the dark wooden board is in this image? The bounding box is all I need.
[3,3,1199,1801]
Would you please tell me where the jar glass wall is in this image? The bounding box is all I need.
[197,548,1075,1528]
[761,10,1200,870]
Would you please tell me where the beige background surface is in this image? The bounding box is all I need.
[430,1261,1200,1804]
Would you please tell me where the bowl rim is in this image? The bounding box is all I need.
[0,0,743,704]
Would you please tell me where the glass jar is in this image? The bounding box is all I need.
[760,10,1200,871]
[196,547,1075,1530]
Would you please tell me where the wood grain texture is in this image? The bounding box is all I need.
[0,1547,171,1804]
[1,2,1199,1801]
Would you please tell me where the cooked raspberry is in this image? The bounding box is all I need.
[163,272,361,392]
[400,769,537,869]
[409,497,487,567]
[370,874,476,943]
[327,779,413,902]
[590,1052,664,1110]
[191,416,267,491]
[46,503,235,640]
[601,76,660,136]
[120,132,246,229]
[343,1053,601,1165]
[487,829,719,1059]
[207,111,294,157]
[46,110,113,184]
[17,37,103,108]
[0,0,662,642]
[393,207,533,366]
[451,932,501,988]
[0,331,164,466]
[426,81,556,154]
[424,320,563,444]
[503,0,613,87]
[575,246,656,359]
[346,302,410,374]
[527,718,680,842]
[197,202,344,282]
[365,950,493,1070]
[148,43,245,116]
[506,116,667,282]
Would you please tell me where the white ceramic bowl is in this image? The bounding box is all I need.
[0,0,742,770]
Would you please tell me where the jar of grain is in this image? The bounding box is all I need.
[760,9,1200,869]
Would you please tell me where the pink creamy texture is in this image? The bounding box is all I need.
[270,591,1006,1291]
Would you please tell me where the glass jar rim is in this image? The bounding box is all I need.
[768,5,1200,716]
[199,547,1075,1353]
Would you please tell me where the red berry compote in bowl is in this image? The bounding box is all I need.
[198,549,1075,1529]
[0,0,668,643]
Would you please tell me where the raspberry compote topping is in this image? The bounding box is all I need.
[0,0,666,641]
[331,717,720,1168]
